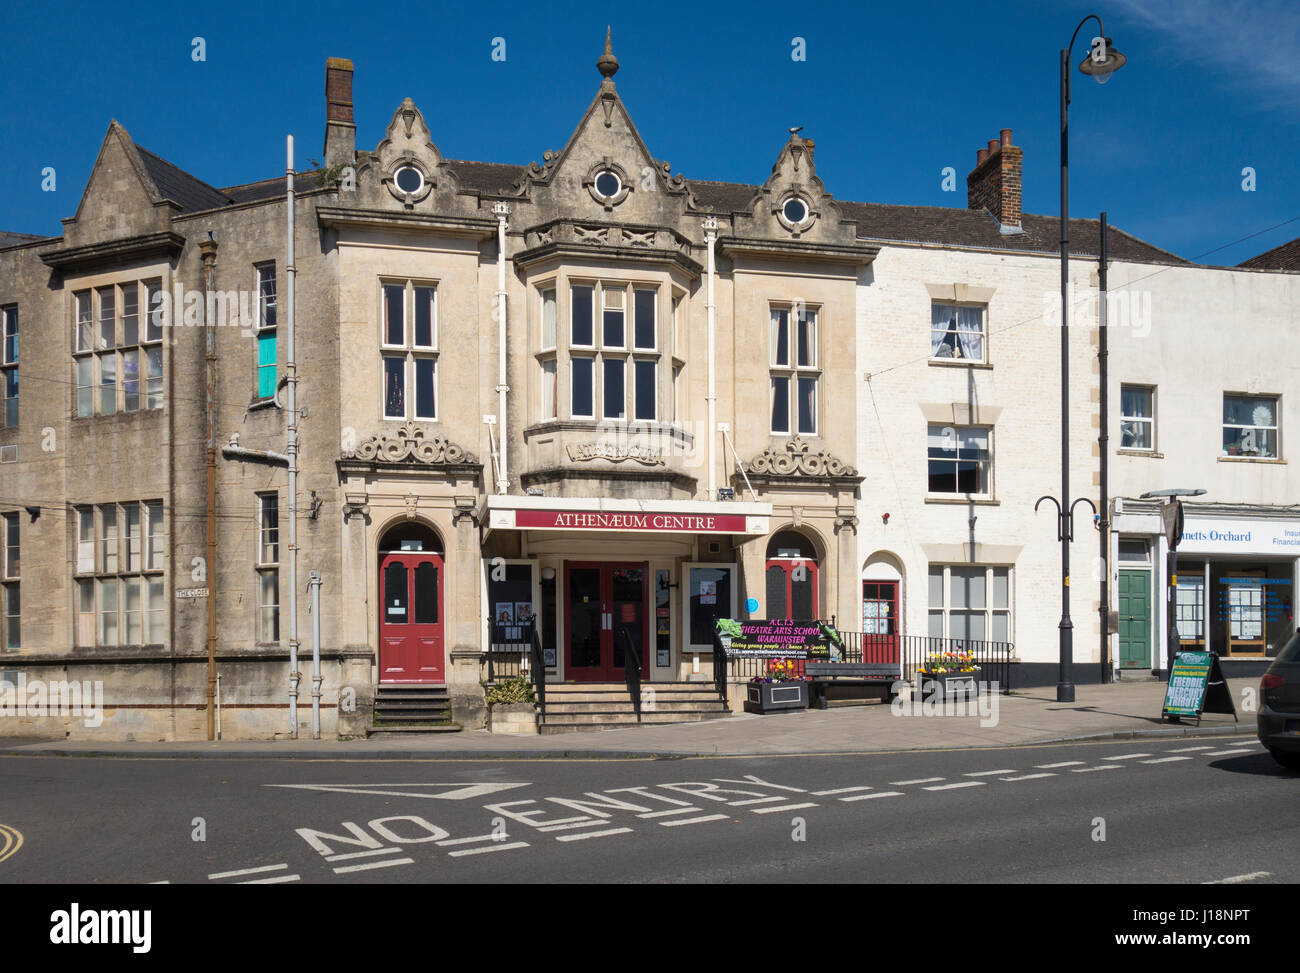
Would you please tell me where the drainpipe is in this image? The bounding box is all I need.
[286,135,300,738]
[222,434,289,466]
[309,570,322,739]
[703,217,718,500]
[1098,212,1111,683]
[200,235,219,741]
[493,202,510,495]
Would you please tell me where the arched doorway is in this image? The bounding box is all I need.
[765,529,821,620]
[862,551,905,664]
[378,522,445,683]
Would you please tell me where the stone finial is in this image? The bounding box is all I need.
[597,26,619,82]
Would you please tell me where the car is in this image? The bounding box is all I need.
[1258,632,1300,770]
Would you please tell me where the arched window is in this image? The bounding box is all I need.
[378,522,443,553]
[765,530,819,620]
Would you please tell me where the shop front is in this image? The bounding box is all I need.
[480,496,772,683]
[1113,504,1300,668]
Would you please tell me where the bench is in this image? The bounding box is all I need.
[803,662,900,710]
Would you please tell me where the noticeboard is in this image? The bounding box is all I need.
[1161,650,1238,724]
[714,618,835,660]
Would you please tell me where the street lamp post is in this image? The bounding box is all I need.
[1040,17,1127,704]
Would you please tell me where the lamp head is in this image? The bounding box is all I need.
[1080,36,1126,84]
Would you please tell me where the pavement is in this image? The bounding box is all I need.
[0,675,1262,760]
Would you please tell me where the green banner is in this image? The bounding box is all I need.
[1162,651,1212,717]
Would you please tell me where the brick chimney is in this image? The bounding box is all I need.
[324,57,355,168]
[966,128,1022,232]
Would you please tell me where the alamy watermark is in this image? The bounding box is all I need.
[890,678,1000,727]
[0,672,105,728]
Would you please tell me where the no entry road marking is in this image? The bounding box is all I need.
[638,807,702,819]
[325,848,404,863]
[925,781,985,791]
[334,858,414,874]
[841,791,903,801]
[208,864,289,880]
[659,814,729,827]
[447,842,529,857]
[890,777,944,786]
[999,773,1056,782]
[268,782,531,801]
[556,828,633,842]
[751,802,818,814]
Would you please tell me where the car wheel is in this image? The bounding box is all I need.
[1269,748,1300,771]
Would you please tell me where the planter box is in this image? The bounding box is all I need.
[488,701,538,735]
[920,670,981,699]
[744,681,809,714]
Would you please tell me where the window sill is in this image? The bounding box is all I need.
[924,495,999,505]
[1218,455,1285,464]
[929,358,992,370]
[1117,448,1163,458]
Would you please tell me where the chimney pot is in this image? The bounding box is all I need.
[976,147,989,165]
[988,139,1000,154]
[1000,128,1013,146]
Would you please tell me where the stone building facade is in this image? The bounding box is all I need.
[1,37,1291,738]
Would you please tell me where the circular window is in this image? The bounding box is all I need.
[394,166,424,195]
[594,170,622,199]
[783,197,809,225]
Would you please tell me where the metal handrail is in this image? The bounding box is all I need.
[712,632,728,705]
[618,625,642,722]
[529,622,546,724]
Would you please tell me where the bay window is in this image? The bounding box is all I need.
[557,281,662,423]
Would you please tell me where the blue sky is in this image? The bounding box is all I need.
[3,0,1297,264]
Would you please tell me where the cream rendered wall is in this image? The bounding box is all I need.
[855,244,1104,667]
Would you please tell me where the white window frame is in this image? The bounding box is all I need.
[769,304,819,436]
[72,280,164,417]
[1,305,17,429]
[562,280,662,424]
[1119,384,1156,451]
[927,564,1012,644]
[380,280,439,422]
[1222,392,1279,459]
[256,493,280,645]
[2,511,17,652]
[72,501,165,647]
[927,424,993,498]
[930,302,987,364]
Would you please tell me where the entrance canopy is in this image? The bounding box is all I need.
[482,495,771,539]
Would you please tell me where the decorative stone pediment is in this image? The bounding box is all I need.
[742,438,857,478]
[344,423,478,466]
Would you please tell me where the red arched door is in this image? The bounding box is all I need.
[861,580,900,663]
[379,551,445,683]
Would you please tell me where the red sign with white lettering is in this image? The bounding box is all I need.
[514,510,750,533]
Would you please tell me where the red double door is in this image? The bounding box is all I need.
[378,551,445,683]
[565,561,649,682]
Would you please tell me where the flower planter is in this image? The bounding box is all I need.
[920,670,981,699]
[744,681,809,714]
[488,701,538,735]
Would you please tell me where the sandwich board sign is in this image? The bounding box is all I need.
[1160,650,1237,725]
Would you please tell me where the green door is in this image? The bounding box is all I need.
[1118,569,1152,669]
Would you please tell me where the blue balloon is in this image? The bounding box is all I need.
[745,597,759,613]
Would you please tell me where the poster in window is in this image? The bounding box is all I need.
[514,602,534,626]
[699,580,716,605]
[495,602,514,626]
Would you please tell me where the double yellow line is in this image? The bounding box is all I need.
[0,824,22,863]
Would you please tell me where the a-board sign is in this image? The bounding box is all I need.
[714,618,837,660]
[1161,650,1238,724]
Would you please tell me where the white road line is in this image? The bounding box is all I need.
[538,820,603,832]
[556,828,634,842]
[436,834,506,846]
[727,796,785,806]
[1105,753,1152,761]
[751,802,818,814]
[811,786,875,795]
[964,769,1017,777]
[241,874,301,884]
[333,857,414,874]
[1035,761,1085,768]
[890,777,944,786]
[1167,745,1213,753]
[1203,749,1256,757]
[1203,871,1271,885]
[325,848,404,862]
[660,814,729,827]
[638,807,703,818]
[1000,773,1056,781]
[925,781,985,791]
[447,842,530,857]
[841,791,904,801]
[1140,756,1192,764]
[148,881,170,885]
[208,864,288,880]
[1072,765,1123,773]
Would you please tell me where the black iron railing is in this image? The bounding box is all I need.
[485,619,534,683]
[529,624,547,724]
[713,626,1013,694]
[618,625,642,722]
